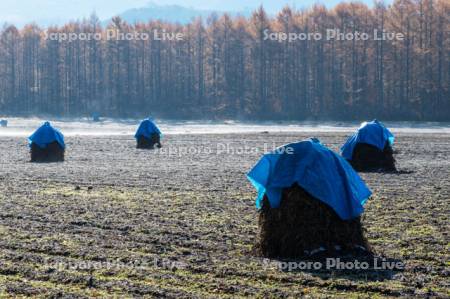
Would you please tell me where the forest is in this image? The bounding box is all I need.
[0,0,448,121]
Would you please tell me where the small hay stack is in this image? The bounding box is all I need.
[29,122,65,163]
[137,133,161,149]
[341,120,396,172]
[92,113,101,122]
[350,141,396,172]
[135,119,162,149]
[31,141,65,162]
[248,139,372,259]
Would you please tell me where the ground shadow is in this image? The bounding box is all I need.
[393,169,415,174]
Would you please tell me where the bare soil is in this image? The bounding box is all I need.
[0,132,448,298]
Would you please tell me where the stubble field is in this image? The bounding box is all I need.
[0,132,448,298]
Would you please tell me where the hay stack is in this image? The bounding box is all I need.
[350,142,396,172]
[136,133,162,149]
[255,184,370,259]
[92,113,101,122]
[0,120,7,127]
[30,141,65,162]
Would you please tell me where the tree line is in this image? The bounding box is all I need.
[0,0,449,121]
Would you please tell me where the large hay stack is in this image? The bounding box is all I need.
[255,184,370,258]
[248,139,372,259]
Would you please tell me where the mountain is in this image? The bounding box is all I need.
[109,3,251,25]
[109,1,392,26]
[144,0,387,14]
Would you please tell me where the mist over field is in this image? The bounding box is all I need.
[1,118,449,137]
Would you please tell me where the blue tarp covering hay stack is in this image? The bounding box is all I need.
[0,120,7,127]
[92,113,101,122]
[135,119,162,149]
[342,120,396,172]
[29,122,65,162]
[248,139,372,258]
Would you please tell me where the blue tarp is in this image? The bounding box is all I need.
[92,112,101,122]
[247,139,372,220]
[28,122,65,149]
[341,120,395,160]
[135,119,162,139]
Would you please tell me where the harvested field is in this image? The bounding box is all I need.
[0,132,448,298]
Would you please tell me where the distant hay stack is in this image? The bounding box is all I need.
[92,113,101,122]
[342,120,396,172]
[29,122,65,163]
[256,184,370,258]
[248,139,372,259]
[0,120,7,127]
[135,119,162,149]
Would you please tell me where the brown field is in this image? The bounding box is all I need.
[0,132,449,298]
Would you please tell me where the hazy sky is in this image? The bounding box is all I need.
[0,0,388,27]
